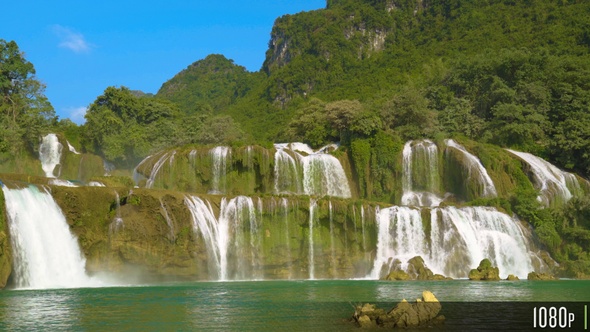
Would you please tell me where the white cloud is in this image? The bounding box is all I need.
[68,106,88,124]
[52,25,92,53]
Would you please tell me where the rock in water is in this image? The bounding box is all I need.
[383,269,410,281]
[352,291,444,328]
[407,256,434,280]
[381,256,452,281]
[468,258,500,281]
[506,274,519,281]
[527,272,558,280]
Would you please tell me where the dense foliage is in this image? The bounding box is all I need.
[3,0,590,276]
[0,40,56,156]
[82,86,247,167]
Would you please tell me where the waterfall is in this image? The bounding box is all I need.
[109,191,124,234]
[308,198,317,280]
[49,179,78,187]
[274,144,302,194]
[39,133,63,178]
[185,195,262,280]
[401,140,442,206]
[280,198,293,279]
[145,151,176,189]
[209,146,230,194]
[507,149,580,206]
[185,196,227,280]
[220,196,262,280]
[369,205,537,279]
[360,205,367,253]
[328,201,337,277]
[369,206,425,278]
[273,143,351,198]
[2,185,95,289]
[302,153,351,198]
[159,198,175,240]
[429,206,534,278]
[66,140,80,155]
[445,139,497,198]
[133,155,151,185]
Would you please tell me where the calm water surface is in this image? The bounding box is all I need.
[0,280,588,331]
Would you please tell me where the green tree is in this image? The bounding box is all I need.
[0,39,55,154]
[83,86,182,166]
[381,87,439,140]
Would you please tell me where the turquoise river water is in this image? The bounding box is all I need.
[0,280,589,331]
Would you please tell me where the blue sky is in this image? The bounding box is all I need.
[1,1,325,124]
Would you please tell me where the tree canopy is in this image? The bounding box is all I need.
[0,39,55,155]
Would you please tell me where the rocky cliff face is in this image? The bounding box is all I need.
[46,186,380,283]
[0,189,12,288]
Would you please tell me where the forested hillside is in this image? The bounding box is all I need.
[2,0,590,277]
[151,0,590,175]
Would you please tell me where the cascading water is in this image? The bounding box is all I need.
[185,195,227,280]
[273,143,351,198]
[133,155,152,185]
[369,205,538,279]
[280,198,294,279]
[507,149,580,206]
[401,140,442,206]
[185,195,262,280]
[39,133,62,178]
[209,146,230,194]
[221,196,262,280]
[159,198,175,240]
[2,185,95,289]
[370,206,425,278]
[328,201,337,276]
[308,198,317,280]
[109,191,124,234]
[445,139,497,198]
[429,206,535,278]
[66,140,80,155]
[274,144,303,194]
[146,151,176,189]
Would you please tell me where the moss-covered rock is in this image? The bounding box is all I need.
[40,186,383,282]
[383,269,410,281]
[352,291,444,329]
[468,258,500,281]
[0,188,12,288]
[527,272,558,280]
[407,256,433,280]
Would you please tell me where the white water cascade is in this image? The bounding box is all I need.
[209,146,230,194]
[109,191,124,234]
[308,199,317,280]
[507,149,582,206]
[401,140,443,206]
[445,139,497,198]
[146,151,176,189]
[185,196,227,280]
[185,195,262,280]
[66,140,81,155]
[369,205,537,279]
[280,198,294,279]
[274,144,303,194]
[2,185,96,289]
[39,133,63,178]
[273,143,351,198]
[220,196,262,280]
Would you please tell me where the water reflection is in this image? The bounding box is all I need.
[0,280,587,331]
[0,289,80,331]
